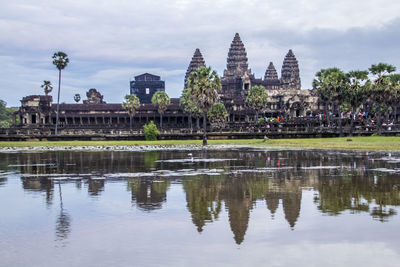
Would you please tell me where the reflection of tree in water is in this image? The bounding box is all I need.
[144,151,159,169]
[87,179,105,196]
[0,177,7,187]
[129,178,170,211]
[55,181,71,245]
[315,171,400,221]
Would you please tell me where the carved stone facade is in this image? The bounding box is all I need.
[83,88,105,104]
[15,33,319,131]
[217,33,316,118]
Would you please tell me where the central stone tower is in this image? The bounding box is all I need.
[221,33,254,99]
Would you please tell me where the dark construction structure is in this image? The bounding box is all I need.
[130,73,165,104]
[9,33,337,139]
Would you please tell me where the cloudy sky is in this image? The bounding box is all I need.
[1,0,399,106]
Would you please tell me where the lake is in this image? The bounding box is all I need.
[1,148,400,266]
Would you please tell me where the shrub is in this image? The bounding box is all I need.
[143,121,159,141]
[257,118,265,124]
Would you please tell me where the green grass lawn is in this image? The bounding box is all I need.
[0,136,399,151]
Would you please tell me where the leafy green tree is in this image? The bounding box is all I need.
[245,85,268,122]
[207,102,228,130]
[151,91,170,129]
[0,100,11,128]
[180,87,202,133]
[187,66,221,145]
[313,68,348,136]
[388,74,400,123]
[369,63,397,135]
[345,70,371,136]
[122,94,140,130]
[52,51,69,135]
[41,80,53,96]
[143,121,159,141]
[313,69,335,126]
[74,94,81,103]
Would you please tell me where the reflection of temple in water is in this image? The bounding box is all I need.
[4,149,400,245]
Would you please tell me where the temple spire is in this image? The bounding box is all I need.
[281,49,301,90]
[264,62,279,81]
[224,33,249,77]
[184,48,206,88]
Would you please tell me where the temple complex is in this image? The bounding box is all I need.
[12,33,319,135]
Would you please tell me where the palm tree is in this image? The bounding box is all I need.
[180,88,202,133]
[52,51,69,135]
[187,66,221,145]
[313,68,348,136]
[41,80,53,96]
[345,70,371,136]
[151,91,170,129]
[388,74,400,123]
[74,94,81,103]
[369,63,397,135]
[313,68,338,126]
[245,85,268,122]
[122,94,140,130]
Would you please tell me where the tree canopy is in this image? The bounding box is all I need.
[152,91,170,114]
[207,102,228,129]
[122,94,140,129]
[245,85,268,118]
[41,81,53,96]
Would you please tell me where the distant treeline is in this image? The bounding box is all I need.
[0,100,18,128]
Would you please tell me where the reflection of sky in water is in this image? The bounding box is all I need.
[0,149,400,266]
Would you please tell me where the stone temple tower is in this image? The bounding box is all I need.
[281,49,301,90]
[264,62,280,90]
[264,62,279,80]
[221,33,254,99]
[184,48,206,88]
[224,33,250,78]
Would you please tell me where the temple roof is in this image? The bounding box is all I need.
[225,33,249,77]
[281,49,301,90]
[264,62,279,81]
[185,48,205,87]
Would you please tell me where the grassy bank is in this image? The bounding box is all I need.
[0,136,399,151]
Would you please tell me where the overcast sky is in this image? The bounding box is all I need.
[1,0,399,106]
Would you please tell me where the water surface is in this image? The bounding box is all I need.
[1,148,400,266]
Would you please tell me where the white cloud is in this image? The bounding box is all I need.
[0,0,399,105]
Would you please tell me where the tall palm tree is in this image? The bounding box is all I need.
[151,91,170,129]
[345,70,371,136]
[369,63,397,135]
[122,94,140,130]
[180,87,202,133]
[52,51,69,135]
[313,68,348,136]
[41,80,53,96]
[313,68,338,126]
[187,66,221,145]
